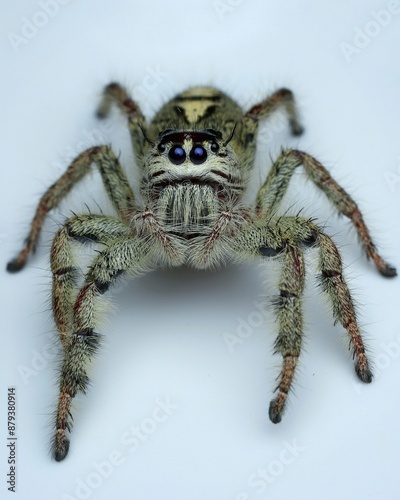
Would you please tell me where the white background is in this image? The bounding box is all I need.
[1,1,400,499]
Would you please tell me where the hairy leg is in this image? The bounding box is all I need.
[274,217,373,384]
[269,243,305,423]
[96,82,146,159]
[233,215,373,422]
[7,146,135,272]
[52,224,152,461]
[51,214,134,348]
[244,88,304,136]
[255,149,397,277]
[316,232,372,382]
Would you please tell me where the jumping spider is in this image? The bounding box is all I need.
[7,83,396,461]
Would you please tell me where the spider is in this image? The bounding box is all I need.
[7,82,396,461]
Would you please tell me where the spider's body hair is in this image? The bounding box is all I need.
[130,86,257,269]
[7,83,396,461]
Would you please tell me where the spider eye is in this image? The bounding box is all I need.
[210,142,219,154]
[157,143,166,153]
[190,145,207,165]
[168,145,186,164]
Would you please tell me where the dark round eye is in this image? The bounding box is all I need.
[168,145,186,164]
[190,145,207,164]
[210,142,219,153]
[157,143,166,153]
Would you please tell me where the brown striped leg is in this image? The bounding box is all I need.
[54,329,100,461]
[317,232,372,382]
[96,82,146,159]
[52,232,151,461]
[51,215,134,460]
[295,150,396,277]
[96,82,144,122]
[255,149,397,277]
[7,146,135,273]
[51,214,133,348]
[269,243,305,423]
[244,88,304,136]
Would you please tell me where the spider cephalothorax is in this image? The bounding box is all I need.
[139,126,246,250]
[7,82,396,461]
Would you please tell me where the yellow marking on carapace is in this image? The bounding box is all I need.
[175,87,222,124]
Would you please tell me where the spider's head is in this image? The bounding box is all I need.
[140,126,245,202]
[156,128,224,167]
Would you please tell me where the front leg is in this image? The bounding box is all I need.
[51,214,134,347]
[231,219,307,422]
[269,242,305,423]
[52,231,153,461]
[234,216,373,423]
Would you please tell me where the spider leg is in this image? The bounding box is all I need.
[96,82,147,159]
[7,145,135,273]
[51,218,152,461]
[269,242,305,423]
[255,149,397,277]
[233,220,306,422]
[244,88,304,136]
[234,215,373,422]
[316,231,372,383]
[282,217,373,383]
[51,213,133,348]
